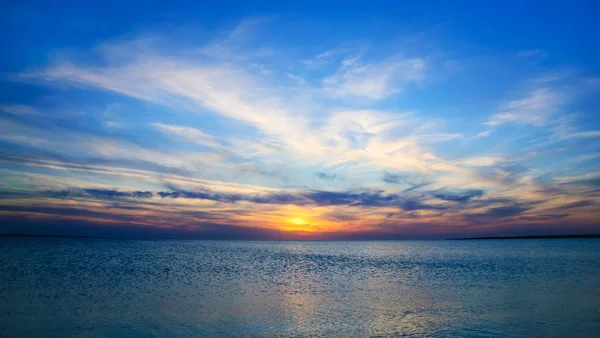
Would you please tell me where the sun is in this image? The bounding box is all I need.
[289,218,308,225]
[285,217,317,232]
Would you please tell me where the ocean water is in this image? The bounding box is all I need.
[1,238,599,337]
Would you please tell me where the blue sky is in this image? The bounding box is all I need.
[1,1,599,239]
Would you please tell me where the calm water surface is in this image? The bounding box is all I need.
[1,238,599,337]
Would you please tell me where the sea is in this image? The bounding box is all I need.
[1,238,599,337]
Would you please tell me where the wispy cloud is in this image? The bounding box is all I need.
[152,123,222,148]
[315,172,337,181]
[0,104,41,117]
[3,18,600,238]
[486,88,567,127]
[322,55,425,100]
[559,131,600,140]
[455,156,504,167]
[473,129,493,138]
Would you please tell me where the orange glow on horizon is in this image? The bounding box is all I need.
[289,218,307,225]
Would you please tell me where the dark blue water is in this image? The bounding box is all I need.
[1,238,599,337]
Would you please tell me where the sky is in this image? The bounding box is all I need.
[1,0,600,239]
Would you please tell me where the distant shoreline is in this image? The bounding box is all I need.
[449,234,600,240]
[0,234,92,238]
[2,233,600,241]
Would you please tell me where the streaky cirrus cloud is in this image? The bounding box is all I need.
[1,14,600,238]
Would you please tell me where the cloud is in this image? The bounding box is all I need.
[486,88,567,127]
[455,156,503,167]
[16,30,466,181]
[32,186,452,211]
[0,117,236,179]
[430,189,484,203]
[0,104,41,117]
[104,121,123,129]
[322,210,359,222]
[516,214,569,222]
[398,199,445,211]
[382,172,431,191]
[484,205,531,217]
[0,153,284,196]
[315,172,337,181]
[303,190,447,211]
[300,48,346,69]
[549,200,595,211]
[559,131,600,140]
[0,213,289,240]
[382,172,405,184]
[156,190,247,203]
[152,123,222,148]
[285,73,306,85]
[22,42,315,160]
[555,172,600,187]
[5,19,600,238]
[575,153,600,162]
[239,166,285,180]
[322,56,425,100]
[41,187,305,206]
[476,162,530,186]
[473,130,493,138]
[70,189,153,199]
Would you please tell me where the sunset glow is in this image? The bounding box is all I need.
[1,3,599,239]
[289,218,308,226]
